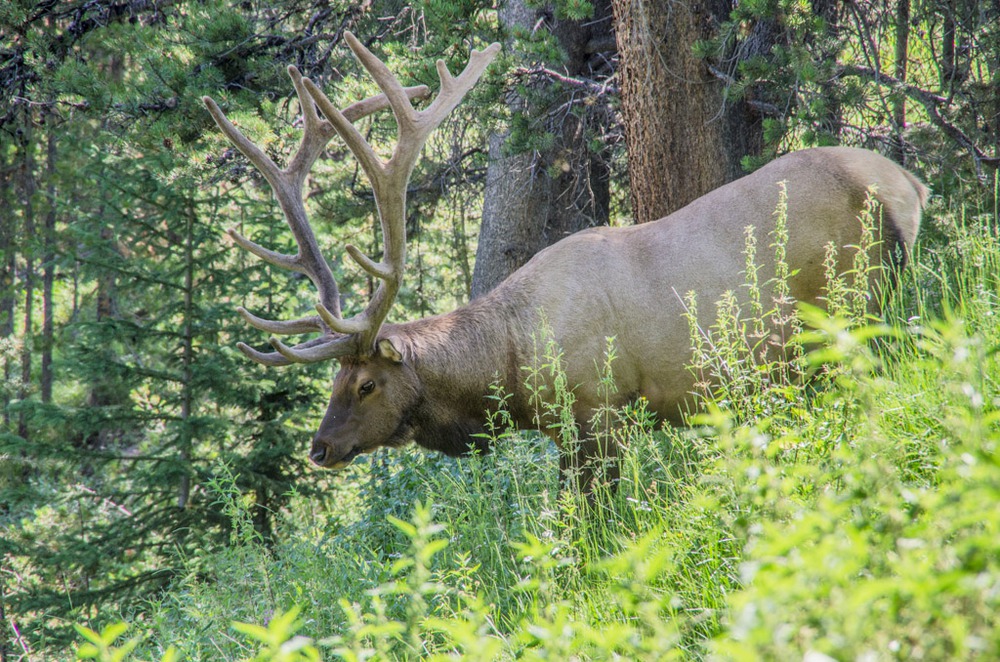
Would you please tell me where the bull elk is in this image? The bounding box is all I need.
[204,34,927,490]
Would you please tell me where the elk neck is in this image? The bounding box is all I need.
[376,286,539,454]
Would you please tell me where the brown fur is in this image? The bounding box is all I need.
[310,147,928,487]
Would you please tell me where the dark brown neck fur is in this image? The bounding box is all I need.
[380,286,537,456]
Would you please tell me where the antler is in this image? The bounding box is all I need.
[204,34,501,366]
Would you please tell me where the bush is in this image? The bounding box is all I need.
[72,195,1000,661]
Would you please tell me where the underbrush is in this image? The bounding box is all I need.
[73,200,1000,660]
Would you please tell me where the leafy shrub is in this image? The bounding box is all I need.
[72,194,1000,661]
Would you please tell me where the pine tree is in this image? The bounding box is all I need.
[0,0,501,651]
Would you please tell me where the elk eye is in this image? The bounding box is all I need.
[359,380,376,397]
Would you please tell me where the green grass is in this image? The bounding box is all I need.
[70,197,1000,660]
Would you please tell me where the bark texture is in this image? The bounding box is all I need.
[471,0,614,298]
[611,0,762,223]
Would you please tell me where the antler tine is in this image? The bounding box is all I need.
[236,335,359,367]
[211,36,497,364]
[283,65,338,186]
[341,32,424,139]
[301,33,501,353]
[236,342,293,367]
[339,32,502,172]
[203,96,284,188]
[342,85,430,123]
[207,65,435,366]
[268,335,354,364]
[283,66,432,181]
[226,227,305,274]
[205,80,341,320]
[420,42,502,135]
[237,307,322,335]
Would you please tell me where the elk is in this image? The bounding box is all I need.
[204,34,927,490]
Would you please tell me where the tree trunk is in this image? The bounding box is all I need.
[941,3,957,92]
[0,149,15,429]
[471,0,614,298]
[891,0,910,165]
[473,133,548,298]
[992,2,1000,164]
[178,201,195,509]
[82,222,124,452]
[41,128,57,403]
[18,113,35,440]
[611,0,761,223]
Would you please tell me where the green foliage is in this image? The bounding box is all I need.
[2,0,505,653]
[75,622,178,662]
[705,0,1000,190]
[710,315,1000,659]
[499,0,618,193]
[64,212,1000,658]
[72,185,993,661]
[6,1,1000,660]
[234,607,321,662]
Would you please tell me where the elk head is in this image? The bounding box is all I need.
[204,34,500,468]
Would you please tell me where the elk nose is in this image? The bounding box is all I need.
[309,444,328,465]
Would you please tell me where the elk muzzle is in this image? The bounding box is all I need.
[309,435,361,470]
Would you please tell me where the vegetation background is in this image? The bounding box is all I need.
[1,0,998,659]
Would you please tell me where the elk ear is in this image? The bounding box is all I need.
[377,338,404,364]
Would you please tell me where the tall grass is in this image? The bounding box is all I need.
[72,193,1000,661]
